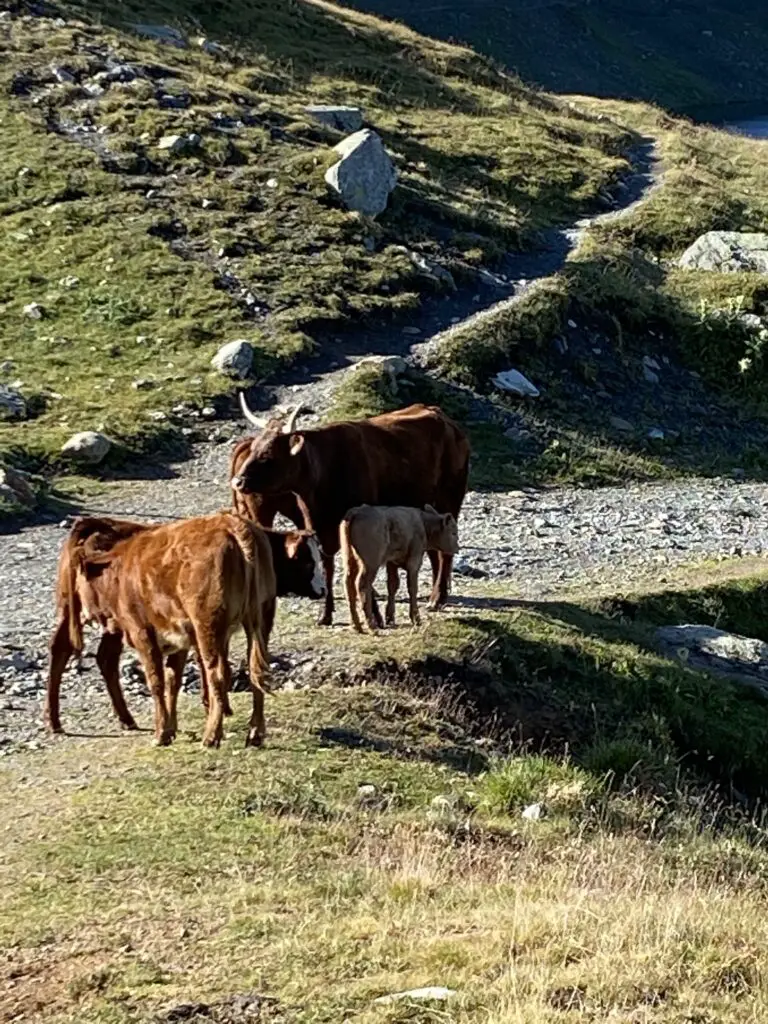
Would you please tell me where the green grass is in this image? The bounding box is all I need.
[4,566,768,1021]
[0,0,632,475]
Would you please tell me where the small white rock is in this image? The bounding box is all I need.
[648,427,665,441]
[61,431,111,464]
[374,988,456,1005]
[59,275,80,289]
[492,369,540,398]
[265,178,278,189]
[522,802,543,820]
[23,302,44,320]
[211,339,253,379]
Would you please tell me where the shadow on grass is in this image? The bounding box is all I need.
[359,604,768,802]
[317,724,489,774]
[66,0,509,114]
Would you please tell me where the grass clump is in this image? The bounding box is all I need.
[480,754,600,817]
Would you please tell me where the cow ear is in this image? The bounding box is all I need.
[443,513,454,527]
[424,503,437,514]
[289,433,305,457]
[284,533,301,558]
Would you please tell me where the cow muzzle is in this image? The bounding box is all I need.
[231,474,246,492]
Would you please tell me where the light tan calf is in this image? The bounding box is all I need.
[340,505,459,632]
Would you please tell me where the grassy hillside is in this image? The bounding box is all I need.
[4,566,768,1021]
[0,0,630,474]
[340,0,768,115]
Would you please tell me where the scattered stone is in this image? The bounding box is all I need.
[211,340,253,379]
[643,365,660,384]
[492,369,540,398]
[374,988,456,1006]
[265,178,278,189]
[201,406,217,419]
[406,251,456,291]
[678,231,768,274]
[522,802,544,820]
[356,355,407,377]
[83,83,106,98]
[0,467,35,507]
[148,411,167,421]
[402,326,421,336]
[610,416,634,433]
[305,104,363,133]
[324,129,397,217]
[453,557,488,579]
[132,23,187,47]
[132,378,155,391]
[655,625,768,697]
[356,783,378,805]
[59,275,80,289]
[647,427,665,441]
[50,64,75,84]
[197,37,227,56]
[23,302,44,320]
[201,198,215,210]
[61,431,111,464]
[0,361,14,375]
[158,134,201,155]
[0,386,26,422]
[643,356,661,370]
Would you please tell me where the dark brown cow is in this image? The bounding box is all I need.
[230,399,470,625]
[47,512,325,748]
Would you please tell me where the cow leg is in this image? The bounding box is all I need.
[317,552,335,626]
[245,598,274,748]
[96,630,138,731]
[427,550,452,611]
[164,650,188,738]
[406,561,422,627]
[45,615,72,734]
[385,564,399,627]
[197,633,230,749]
[359,566,379,632]
[134,632,173,746]
[344,554,364,633]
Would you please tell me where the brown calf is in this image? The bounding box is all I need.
[340,504,460,632]
[47,516,326,740]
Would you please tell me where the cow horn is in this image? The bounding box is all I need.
[284,404,306,434]
[239,391,268,430]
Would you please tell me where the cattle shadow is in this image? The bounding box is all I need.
[317,724,489,775]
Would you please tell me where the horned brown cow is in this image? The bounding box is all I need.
[48,516,325,749]
[340,504,460,632]
[230,400,470,626]
[47,514,325,742]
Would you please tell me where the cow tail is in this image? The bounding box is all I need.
[66,552,85,655]
[231,519,270,679]
[339,515,354,578]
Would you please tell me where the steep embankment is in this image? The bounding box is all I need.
[0,0,632,476]
[339,0,768,115]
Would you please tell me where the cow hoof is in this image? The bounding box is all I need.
[202,736,222,749]
[245,731,265,748]
[120,719,139,732]
[316,613,333,627]
[153,732,173,747]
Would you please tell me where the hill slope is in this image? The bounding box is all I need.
[0,0,631,473]
[340,0,768,115]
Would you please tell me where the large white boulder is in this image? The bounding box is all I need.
[324,129,397,217]
[655,624,768,697]
[211,340,253,379]
[678,231,768,273]
[61,431,112,464]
